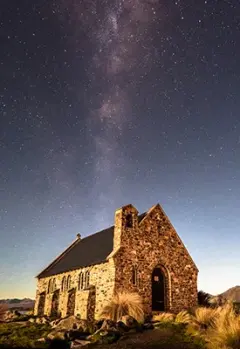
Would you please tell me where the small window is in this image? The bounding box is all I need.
[126,214,133,228]
[85,271,90,289]
[132,266,138,286]
[67,275,71,290]
[78,272,84,290]
[62,276,67,292]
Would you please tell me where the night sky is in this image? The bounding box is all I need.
[1,0,239,298]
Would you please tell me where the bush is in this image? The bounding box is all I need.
[101,292,144,323]
[198,291,212,307]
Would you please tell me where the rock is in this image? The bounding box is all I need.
[36,317,49,324]
[47,330,67,340]
[116,321,129,333]
[28,318,35,323]
[87,328,121,344]
[54,316,93,333]
[71,339,91,348]
[100,319,117,331]
[95,319,104,330]
[68,330,90,341]
[121,315,139,329]
[3,310,19,322]
[50,319,61,328]
[36,338,46,342]
[41,317,49,324]
[143,322,154,330]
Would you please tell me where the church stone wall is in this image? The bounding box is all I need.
[112,204,198,314]
[34,258,115,319]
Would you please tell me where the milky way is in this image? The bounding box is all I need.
[1,0,240,297]
[55,0,162,215]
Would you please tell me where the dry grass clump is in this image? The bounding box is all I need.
[193,307,219,331]
[101,292,144,323]
[152,312,175,323]
[175,310,192,324]
[206,302,240,349]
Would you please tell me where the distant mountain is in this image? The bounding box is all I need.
[219,286,240,303]
[0,298,35,309]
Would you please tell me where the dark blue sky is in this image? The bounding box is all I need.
[0,0,239,298]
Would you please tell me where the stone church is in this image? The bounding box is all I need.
[34,204,198,319]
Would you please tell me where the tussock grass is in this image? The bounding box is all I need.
[152,312,175,324]
[206,302,240,349]
[175,310,192,324]
[101,292,144,323]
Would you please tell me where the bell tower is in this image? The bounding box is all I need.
[113,204,138,251]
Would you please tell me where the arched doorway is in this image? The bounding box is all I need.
[152,267,165,311]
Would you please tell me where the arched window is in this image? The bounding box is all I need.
[52,278,56,292]
[132,266,138,286]
[85,271,90,289]
[62,276,67,292]
[48,279,52,294]
[67,275,71,290]
[126,214,133,228]
[78,272,84,290]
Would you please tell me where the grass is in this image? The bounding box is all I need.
[0,322,51,348]
[1,301,239,349]
[101,292,144,323]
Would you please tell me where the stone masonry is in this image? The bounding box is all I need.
[34,203,198,318]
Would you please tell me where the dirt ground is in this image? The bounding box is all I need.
[94,327,203,349]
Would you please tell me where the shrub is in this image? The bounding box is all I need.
[101,292,144,323]
[198,291,212,307]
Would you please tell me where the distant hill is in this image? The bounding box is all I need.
[219,286,240,303]
[0,298,35,309]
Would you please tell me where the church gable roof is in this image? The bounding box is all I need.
[37,226,114,279]
[37,213,147,279]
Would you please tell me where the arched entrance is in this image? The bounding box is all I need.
[152,267,165,311]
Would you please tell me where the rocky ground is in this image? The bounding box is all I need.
[0,312,204,349]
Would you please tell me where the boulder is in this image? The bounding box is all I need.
[121,315,139,329]
[28,318,35,323]
[116,321,129,333]
[100,319,117,331]
[54,316,93,333]
[87,328,121,344]
[47,330,67,340]
[71,339,91,348]
[68,330,90,341]
[143,322,154,330]
[50,319,61,328]
[36,338,46,343]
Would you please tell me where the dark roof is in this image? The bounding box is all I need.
[37,212,147,279]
